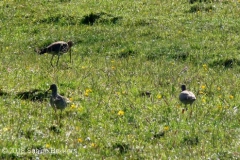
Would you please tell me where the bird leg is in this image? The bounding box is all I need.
[50,55,54,67]
[182,105,187,114]
[60,110,63,119]
[70,48,72,63]
[56,54,60,66]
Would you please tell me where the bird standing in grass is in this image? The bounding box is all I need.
[179,84,196,115]
[46,84,70,122]
[39,41,73,67]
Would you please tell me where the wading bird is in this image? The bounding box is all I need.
[46,84,70,122]
[39,41,73,67]
[179,84,196,114]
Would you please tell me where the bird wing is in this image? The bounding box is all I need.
[186,91,196,100]
[47,42,68,53]
[179,91,196,101]
[51,95,67,109]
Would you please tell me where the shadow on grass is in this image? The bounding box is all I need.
[112,143,130,154]
[81,12,122,25]
[139,91,151,97]
[16,89,48,102]
[182,135,199,146]
[210,58,240,68]
[0,90,8,96]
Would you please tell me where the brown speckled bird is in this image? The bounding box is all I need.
[179,84,196,112]
[39,41,73,67]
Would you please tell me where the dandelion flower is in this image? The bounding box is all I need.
[164,126,169,131]
[229,95,234,99]
[157,94,162,99]
[201,85,206,90]
[84,89,92,97]
[199,91,204,94]
[45,144,50,148]
[118,110,124,116]
[84,92,89,97]
[78,138,83,143]
[217,87,221,91]
[91,143,97,148]
[202,64,208,70]
[85,89,92,93]
[70,104,77,109]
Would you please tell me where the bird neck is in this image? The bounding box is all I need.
[51,90,58,98]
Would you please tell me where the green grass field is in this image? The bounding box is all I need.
[0,0,240,159]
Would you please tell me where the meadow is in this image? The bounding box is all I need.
[0,0,240,159]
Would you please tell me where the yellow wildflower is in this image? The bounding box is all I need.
[3,127,9,132]
[84,92,89,97]
[202,98,206,103]
[84,89,92,96]
[157,94,162,99]
[70,104,77,109]
[118,110,124,116]
[201,85,206,90]
[164,126,169,131]
[111,66,116,70]
[199,91,204,94]
[202,64,208,71]
[85,89,92,93]
[229,95,234,99]
[78,138,83,143]
[45,144,50,148]
[122,91,127,95]
[217,87,221,91]
[91,143,97,148]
